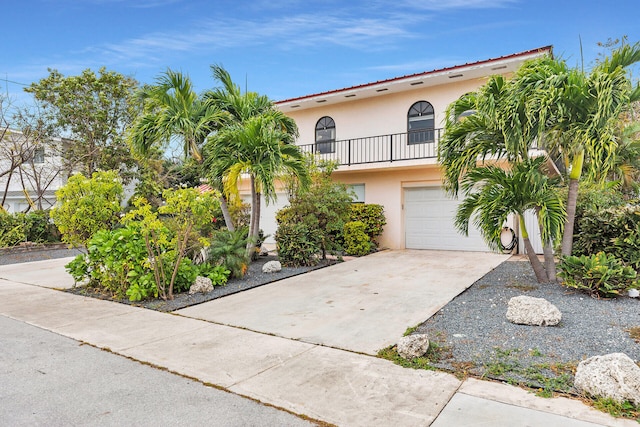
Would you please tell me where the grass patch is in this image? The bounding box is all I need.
[506,282,539,292]
[593,398,640,421]
[377,341,449,370]
[626,326,640,343]
[403,324,420,337]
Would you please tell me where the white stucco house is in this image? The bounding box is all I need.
[253,46,552,252]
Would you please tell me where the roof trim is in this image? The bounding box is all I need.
[275,46,552,105]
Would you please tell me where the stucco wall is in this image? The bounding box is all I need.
[285,77,487,146]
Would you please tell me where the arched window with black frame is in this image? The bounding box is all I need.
[315,116,335,154]
[407,101,434,144]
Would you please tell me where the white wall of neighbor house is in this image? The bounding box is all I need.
[286,78,486,145]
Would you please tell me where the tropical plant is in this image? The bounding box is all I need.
[275,222,322,267]
[204,66,310,256]
[128,69,233,228]
[440,41,640,258]
[206,228,251,278]
[343,221,372,256]
[50,171,123,247]
[349,204,386,247]
[275,158,352,262]
[454,158,565,283]
[558,252,637,298]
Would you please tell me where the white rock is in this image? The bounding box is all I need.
[574,353,640,406]
[397,334,430,359]
[188,276,213,295]
[506,295,562,326]
[262,260,282,273]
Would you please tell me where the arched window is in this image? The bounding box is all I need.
[407,101,434,144]
[315,116,336,154]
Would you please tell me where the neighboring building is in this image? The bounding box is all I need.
[0,130,69,213]
[259,46,552,251]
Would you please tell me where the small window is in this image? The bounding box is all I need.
[348,184,365,203]
[315,116,335,154]
[33,147,45,164]
[407,101,434,144]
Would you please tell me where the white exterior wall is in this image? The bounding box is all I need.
[288,78,486,146]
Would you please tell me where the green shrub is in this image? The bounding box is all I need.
[0,213,27,247]
[275,222,322,267]
[349,204,386,246]
[0,210,60,247]
[276,158,352,262]
[343,221,372,256]
[558,252,637,298]
[207,228,250,278]
[197,263,230,286]
[51,171,124,247]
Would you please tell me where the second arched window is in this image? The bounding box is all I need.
[407,101,434,144]
[315,116,335,154]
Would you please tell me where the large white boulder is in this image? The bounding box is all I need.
[506,295,562,326]
[397,334,430,359]
[189,276,213,295]
[574,353,640,406]
[262,260,282,273]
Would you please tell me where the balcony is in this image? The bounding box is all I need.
[297,129,441,166]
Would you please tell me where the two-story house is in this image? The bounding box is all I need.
[255,46,552,253]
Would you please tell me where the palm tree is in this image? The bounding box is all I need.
[205,113,310,256]
[506,43,640,256]
[455,158,565,283]
[128,69,236,228]
[204,65,309,255]
[130,69,225,162]
[441,42,640,259]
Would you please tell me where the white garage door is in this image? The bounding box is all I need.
[404,187,489,251]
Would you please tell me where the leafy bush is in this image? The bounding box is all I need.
[0,213,27,247]
[276,158,352,263]
[573,205,640,270]
[196,263,230,286]
[349,204,386,246]
[207,228,250,278]
[558,252,637,298]
[0,210,60,247]
[275,222,322,267]
[343,221,371,256]
[51,171,124,246]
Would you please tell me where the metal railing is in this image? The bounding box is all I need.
[298,129,441,166]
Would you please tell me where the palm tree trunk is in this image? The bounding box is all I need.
[520,216,549,283]
[561,178,579,257]
[542,239,557,282]
[246,175,260,258]
[561,151,583,257]
[218,194,235,232]
[535,206,557,282]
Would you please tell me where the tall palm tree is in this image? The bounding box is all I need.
[204,65,308,255]
[205,113,310,256]
[130,69,225,162]
[506,43,640,255]
[455,158,565,283]
[128,69,235,228]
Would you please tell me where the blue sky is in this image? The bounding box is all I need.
[2,0,639,107]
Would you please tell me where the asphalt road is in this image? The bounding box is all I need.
[0,315,315,427]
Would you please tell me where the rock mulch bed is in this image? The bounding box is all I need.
[414,260,640,395]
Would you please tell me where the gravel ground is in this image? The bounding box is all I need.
[68,255,334,312]
[415,259,640,392]
[0,244,83,265]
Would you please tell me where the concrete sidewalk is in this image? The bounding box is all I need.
[0,254,635,426]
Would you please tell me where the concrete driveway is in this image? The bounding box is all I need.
[177,250,508,355]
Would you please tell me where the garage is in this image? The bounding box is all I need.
[404,186,489,251]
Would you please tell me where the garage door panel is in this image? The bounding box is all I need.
[404,187,488,252]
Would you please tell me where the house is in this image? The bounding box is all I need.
[256,46,552,252]
[0,130,68,213]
